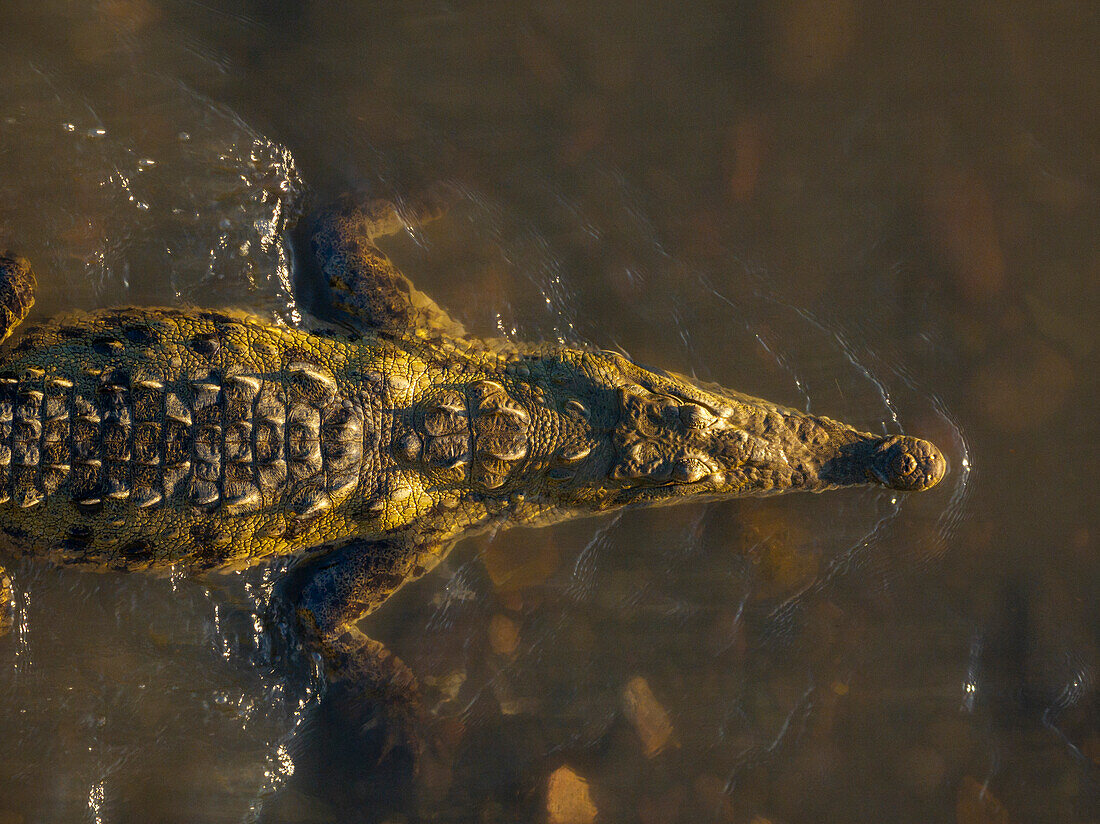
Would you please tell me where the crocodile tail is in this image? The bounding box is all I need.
[0,254,37,344]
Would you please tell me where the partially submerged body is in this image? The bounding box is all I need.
[0,192,945,741]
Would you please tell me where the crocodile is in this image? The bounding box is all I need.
[0,192,945,750]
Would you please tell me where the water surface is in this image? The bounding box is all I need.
[0,1,1095,822]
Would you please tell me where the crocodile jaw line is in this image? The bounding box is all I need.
[543,351,947,511]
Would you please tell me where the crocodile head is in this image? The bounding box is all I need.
[532,351,946,512]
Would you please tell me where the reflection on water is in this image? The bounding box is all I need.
[0,80,302,324]
[0,1,1095,822]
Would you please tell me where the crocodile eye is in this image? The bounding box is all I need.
[679,403,716,429]
[671,457,710,483]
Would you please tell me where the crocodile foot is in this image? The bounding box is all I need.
[280,628,426,822]
[319,628,425,773]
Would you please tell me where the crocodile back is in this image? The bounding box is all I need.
[0,309,386,570]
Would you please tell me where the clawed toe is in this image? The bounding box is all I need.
[322,678,424,773]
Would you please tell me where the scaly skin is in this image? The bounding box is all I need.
[0,301,945,573]
[0,200,946,774]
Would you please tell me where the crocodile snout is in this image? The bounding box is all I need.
[869,435,946,492]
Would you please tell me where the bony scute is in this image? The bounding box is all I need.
[0,194,945,746]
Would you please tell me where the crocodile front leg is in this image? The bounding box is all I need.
[306,188,468,339]
[287,535,447,773]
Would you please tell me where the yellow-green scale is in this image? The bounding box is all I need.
[0,309,450,571]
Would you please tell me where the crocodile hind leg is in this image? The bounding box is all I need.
[0,566,12,636]
[275,535,450,818]
[0,255,29,633]
[308,188,468,339]
[286,535,447,776]
[0,255,37,344]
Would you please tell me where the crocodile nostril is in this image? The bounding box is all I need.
[872,435,946,491]
[892,451,918,478]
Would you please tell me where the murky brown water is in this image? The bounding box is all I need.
[0,1,1095,822]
